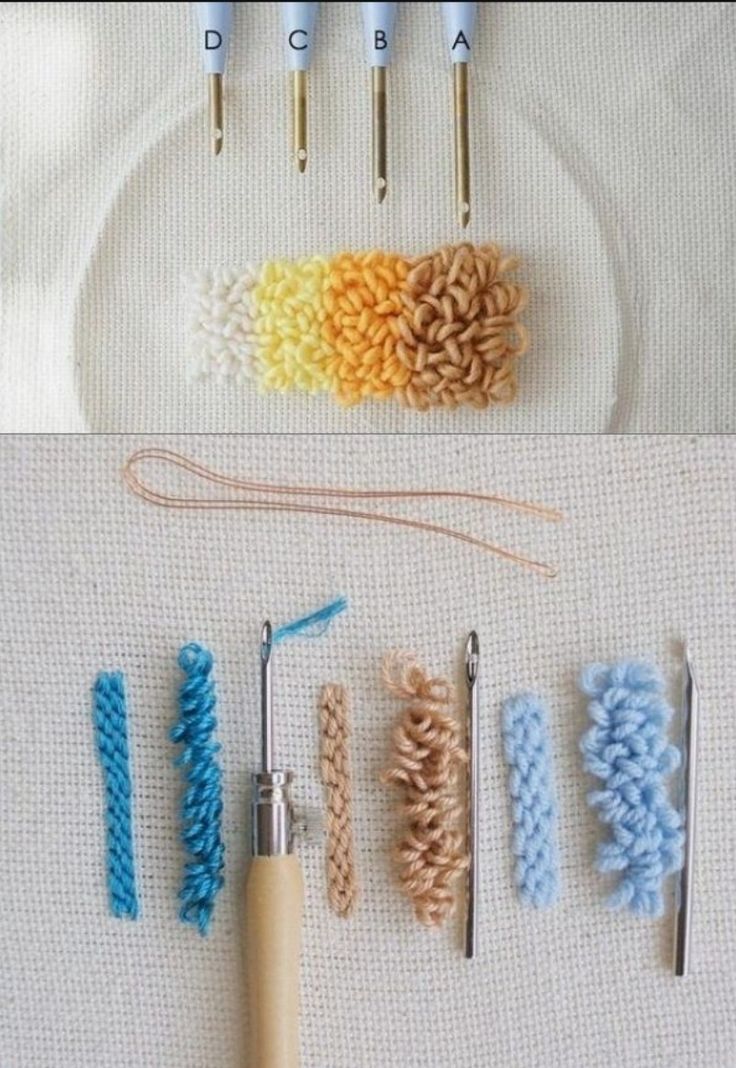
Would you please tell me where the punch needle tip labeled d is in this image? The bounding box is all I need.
[195,3,233,155]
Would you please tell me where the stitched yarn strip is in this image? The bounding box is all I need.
[92,671,139,920]
[502,692,560,908]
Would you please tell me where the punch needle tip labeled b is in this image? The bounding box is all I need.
[361,3,398,203]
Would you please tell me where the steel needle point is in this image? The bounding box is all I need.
[260,621,273,773]
[442,3,477,227]
[465,630,480,959]
[674,642,699,977]
[362,3,398,203]
[195,3,233,155]
[283,3,318,173]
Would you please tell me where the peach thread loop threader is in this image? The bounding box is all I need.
[122,447,562,578]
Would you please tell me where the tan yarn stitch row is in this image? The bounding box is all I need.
[381,651,468,927]
[319,683,359,918]
[396,242,528,411]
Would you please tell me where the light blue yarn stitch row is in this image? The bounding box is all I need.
[273,596,348,645]
[502,692,560,908]
[93,671,139,920]
[172,643,225,936]
[579,659,684,917]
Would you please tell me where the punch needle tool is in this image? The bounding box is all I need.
[442,2,477,227]
[246,622,303,1068]
[361,2,398,203]
[465,630,479,959]
[195,2,233,155]
[282,3,318,172]
[674,644,699,978]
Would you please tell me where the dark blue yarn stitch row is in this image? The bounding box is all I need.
[172,643,225,935]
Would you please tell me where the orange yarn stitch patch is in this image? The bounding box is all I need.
[323,250,411,405]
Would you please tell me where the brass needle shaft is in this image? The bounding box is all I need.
[442,2,477,226]
[372,65,388,203]
[293,69,308,172]
[362,3,398,204]
[196,4,233,156]
[208,73,224,156]
[283,3,318,173]
[453,61,470,227]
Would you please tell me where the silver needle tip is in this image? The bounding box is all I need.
[465,630,479,684]
[261,621,273,663]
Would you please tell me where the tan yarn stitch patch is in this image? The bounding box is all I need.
[319,683,359,918]
[396,243,528,411]
[381,651,468,927]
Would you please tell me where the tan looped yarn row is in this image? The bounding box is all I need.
[381,651,468,927]
[396,242,528,411]
[319,684,359,918]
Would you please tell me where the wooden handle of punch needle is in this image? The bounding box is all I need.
[246,855,304,1068]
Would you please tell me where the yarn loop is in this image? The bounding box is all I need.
[172,642,225,935]
[579,659,684,916]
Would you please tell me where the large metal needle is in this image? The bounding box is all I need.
[260,621,273,774]
[674,644,699,977]
[465,630,480,959]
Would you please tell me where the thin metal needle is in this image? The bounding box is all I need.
[208,73,224,155]
[260,621,273,773]
[465,630,480,959]
[372,66,387,203]
[454,62,470,227]
[293,69,308,172]
[674,643,699,977]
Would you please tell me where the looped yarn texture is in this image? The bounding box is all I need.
[188,242,528,410]
[579,659,684,917]
[172,643,225,935]
[381,651,468,927]
[319,683,359,918]
[397,244,528,410]
[93,671,139,920]
[502,692,560,908]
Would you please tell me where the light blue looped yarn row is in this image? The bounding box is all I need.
[502,692,560,908]
[93,671,139,920]
[579,659,684,917]
[172,643,225,936]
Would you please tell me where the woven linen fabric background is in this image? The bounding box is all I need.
[1,433,735,1068]
[1,2,735,433]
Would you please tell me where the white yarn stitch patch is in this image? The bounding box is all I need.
[187,267,258,381]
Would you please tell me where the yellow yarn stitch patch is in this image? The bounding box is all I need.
[252,256,333,393]
[322,251,412,406]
